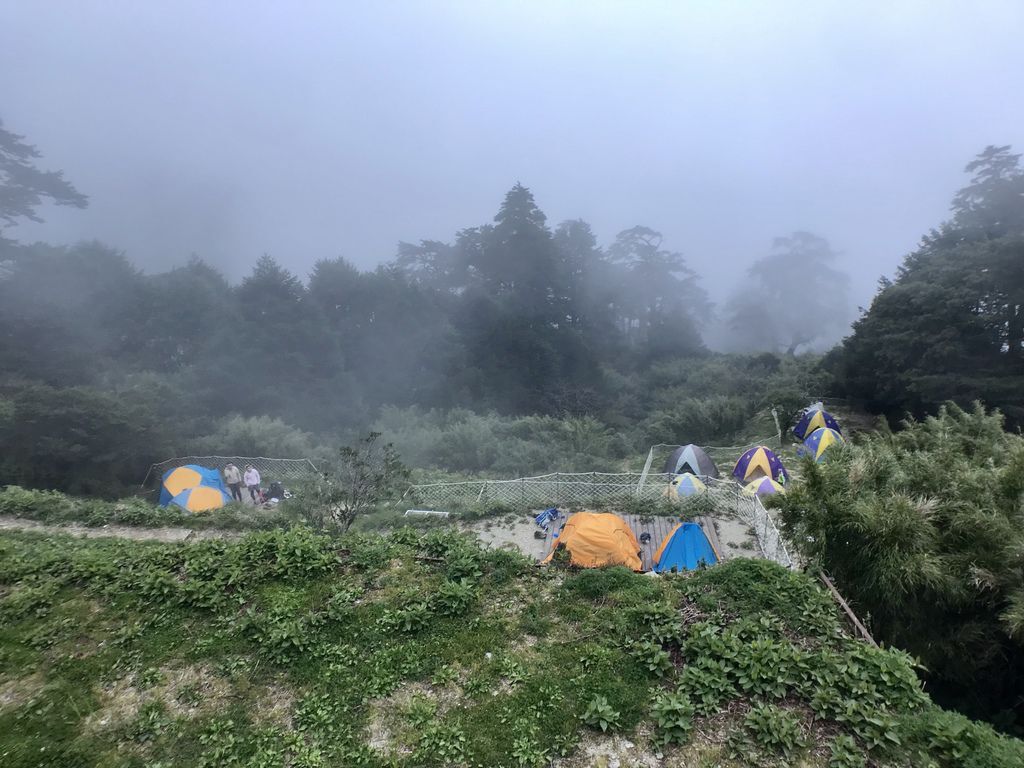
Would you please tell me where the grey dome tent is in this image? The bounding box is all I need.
[663,444,719,479]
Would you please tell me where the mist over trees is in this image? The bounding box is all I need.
[831,145,1024,426]
[3,116,1024,503]
[0,122,846,495]
[724,232,852,355]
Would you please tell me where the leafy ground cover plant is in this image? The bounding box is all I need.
[0,529,1022,767]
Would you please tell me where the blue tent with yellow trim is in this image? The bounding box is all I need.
[798,427,845,462]
[793,408,842,440]
[169,485,231,512]
[159,465,229,507]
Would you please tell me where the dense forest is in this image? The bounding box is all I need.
[3,119,1024,497]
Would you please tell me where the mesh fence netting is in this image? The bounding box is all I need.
[142,456,321,490]
[405,470,794,569]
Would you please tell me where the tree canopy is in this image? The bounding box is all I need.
[0,118,87,229]
[832,146,1024,425]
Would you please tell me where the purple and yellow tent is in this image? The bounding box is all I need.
[732,446,789,484]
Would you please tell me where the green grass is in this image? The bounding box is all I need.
[0,484,306,531]
[1,527,1022,767]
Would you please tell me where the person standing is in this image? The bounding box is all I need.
[244,464,261,503]
[224,463,243,502]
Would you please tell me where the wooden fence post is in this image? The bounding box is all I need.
[819,572,878,647]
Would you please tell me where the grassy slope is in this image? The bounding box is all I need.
[1,528,1022,768]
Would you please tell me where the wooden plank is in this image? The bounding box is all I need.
[819,571,878,647]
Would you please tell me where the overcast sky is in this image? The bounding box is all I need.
[3,1,1023,307]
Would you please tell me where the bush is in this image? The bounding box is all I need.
[189,414,323,460]
[581,695,620,732]
[373,408,627,476]
[776,403,1024,728]
[742,703,807,758]
[651,690,695,745]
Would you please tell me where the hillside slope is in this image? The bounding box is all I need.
[1,528,1021,768]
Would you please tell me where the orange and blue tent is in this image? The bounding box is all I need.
[169,485,231,512]
[667,472,707,500]
[793,408,842,440]
[798,427,845,462]
[159,464,230,508]
[732,446,789,483]
[652,522,719,572]
[542,512,642,570]
[743,477,786,497]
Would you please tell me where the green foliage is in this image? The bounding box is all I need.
[511,725,549,768]
[561,566,639,599]
[679,656,735,715]
[642,395,754,446]
[0,118,87,228]
[776,403,1024,725]
[834,145,1024,426]
[0,382,169,497]
[1,527,1022,767]
[630,639,673,677]
[651,690,695,745]
[429,578,477,616]
[742,703,807,758]
[581,694,621,732]
[828,734,866,768]
[188,414,323,461]
[415,722,467,763]
[376,407,631,475]
[303,432,409,531]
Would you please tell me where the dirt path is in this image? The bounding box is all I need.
[0,516,239,543]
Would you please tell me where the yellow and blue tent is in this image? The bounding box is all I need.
[169,485,231,512]
[666,472,707,500]
[743,477,786,497]
[732,446,789,483]
[159,464,230,507]
[798,427,845,462]
[793,409,842,440]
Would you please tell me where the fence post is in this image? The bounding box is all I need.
[771,407,782,447]
[636,446,656,497]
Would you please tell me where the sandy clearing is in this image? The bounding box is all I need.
[464,510,761,564]
[462,515,550,559]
